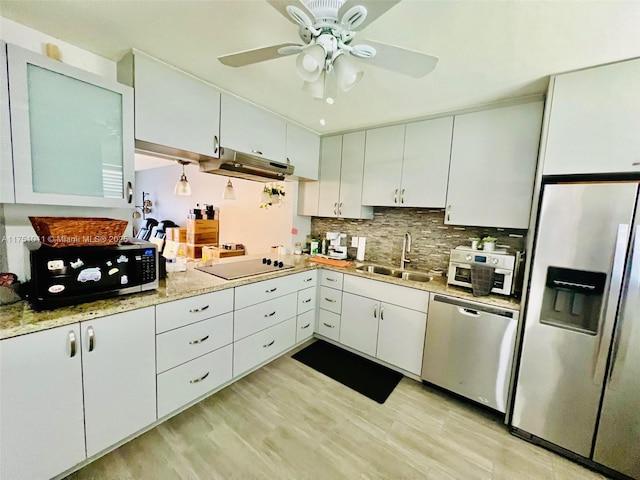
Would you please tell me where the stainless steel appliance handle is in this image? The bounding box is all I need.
[68,331,77,358]
[458,307,481,317]
[594,224,630,384]
[189,305,210,313]
[190,372,210,384]
[189,335,210,345]
[87,326,95,352]
[608,225,639,385]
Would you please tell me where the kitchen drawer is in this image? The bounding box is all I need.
[319,286,342,314]
[320,269,343,289]
[157,344,232,418]
[297,286,317,314]
[234,292,297,341]
[317,309,340,341]
[234,274,298,310]
[156,312,233,373]
[343,274,429,312]
[233,317,296,377]
[296,310,315,343]
[290,269,317,289]
[156,289,234,333]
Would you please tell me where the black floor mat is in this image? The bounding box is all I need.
[292,340,403,404]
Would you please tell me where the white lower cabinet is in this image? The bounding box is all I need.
[81,307,156,457]
[296,310,315,343]
[234,292,297,341]
[157,344,233,418]
[233,317,296,377]
[340,292,379,357]
[0,324,86,480]
[317,309,341,341]
[376,302,427,375]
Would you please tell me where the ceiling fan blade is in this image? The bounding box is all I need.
[338,0,400,31]
[267,1,315,25]
[218,43,302,67]
[353,39,438,78]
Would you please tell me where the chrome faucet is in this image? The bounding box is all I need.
[401,232,412,269]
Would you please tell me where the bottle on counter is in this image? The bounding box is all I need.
[310,239,319,255]
[321,239,327,255]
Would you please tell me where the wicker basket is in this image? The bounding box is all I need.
[29,217,128,247]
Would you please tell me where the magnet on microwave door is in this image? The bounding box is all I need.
[48,284,65,294]
[47,260,64,271]
[77,267,101,283]
[70,258,84,269]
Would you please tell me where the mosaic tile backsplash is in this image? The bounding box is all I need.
[311,208,527,273]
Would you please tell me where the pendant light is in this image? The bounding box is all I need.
[223,178,236,200]
[174,160,192,196]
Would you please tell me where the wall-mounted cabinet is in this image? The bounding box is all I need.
[7,43,135,207]
[117,50,221,159]
[286,123,320,180]
[317,133,373,219]
[543,58,640,175]
[362,117,453,208]
[0,41,14,203]
[445,101,543,229]
[220,94,286,162]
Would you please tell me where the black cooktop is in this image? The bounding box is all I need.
[196,257,293,280]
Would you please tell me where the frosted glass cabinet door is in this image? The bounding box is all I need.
[0,41,14,203]
[7,44,134,207]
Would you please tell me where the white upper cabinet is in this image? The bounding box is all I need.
[543,58,640,175]
[317,132,373,219]
[445,101,543,229]
[7,44,135,207]
[220,94,286,161]
[286,123,320,180]
[117,50,221,158]
[362,117,453,208]
[0,41,14,203]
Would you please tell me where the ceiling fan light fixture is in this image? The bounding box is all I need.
[333,53,363,92]
[302,70,326,99]
[296,44,326,82]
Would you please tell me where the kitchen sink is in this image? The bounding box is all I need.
[355,264,432,283]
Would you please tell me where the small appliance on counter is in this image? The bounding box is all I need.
[326,232,348,259]
[447,246,525,297]
[25,239,158,310]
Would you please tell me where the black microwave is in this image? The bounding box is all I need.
[25,239,158,310]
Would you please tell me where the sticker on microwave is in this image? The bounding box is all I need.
[106,260,113,267]
[77,267,101,283]
[48,284,65,294]
[47,260,64,271]
[120,275,128,285]
[117,255,128,263]
[108,267,118,276]
[70,259,84,269]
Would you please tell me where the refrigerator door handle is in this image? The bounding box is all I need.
[593,224,630,384]
[608,225,640,386]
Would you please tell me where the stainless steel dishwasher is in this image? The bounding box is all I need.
[421,294,519,413]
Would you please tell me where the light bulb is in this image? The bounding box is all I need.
[302,54,319,72]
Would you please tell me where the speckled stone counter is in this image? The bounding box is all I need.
[1,254,521,340]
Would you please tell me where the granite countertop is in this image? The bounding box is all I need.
[0,254,521,340]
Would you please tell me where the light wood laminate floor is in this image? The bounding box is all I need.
[67,345,608,480]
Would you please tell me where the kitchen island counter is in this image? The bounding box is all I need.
[1,255,521,340]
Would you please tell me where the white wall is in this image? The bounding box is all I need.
[134,163,310,255]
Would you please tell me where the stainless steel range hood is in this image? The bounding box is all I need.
[199,147,294,182]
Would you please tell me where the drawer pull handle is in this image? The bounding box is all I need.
[87,326,95,352]
[263,339,275,348]
[264,311,277,317]
[189,305,210,313]
[301,323,311,329]
[326,278,337,282]
[266,287,278,293]
[68,331,77,358]
[251,149,263,155]
[190,372,210,384]
[324,297,336,303]
[323,322,335,328]
[304,277,313,282]
[633,162,640,166]
[189,335,210,345]
[303,298,312,303]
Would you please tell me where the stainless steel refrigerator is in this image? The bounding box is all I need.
[512,181,640,479]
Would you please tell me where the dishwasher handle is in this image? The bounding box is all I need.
[432,294,515,319]
[458,307,481,317]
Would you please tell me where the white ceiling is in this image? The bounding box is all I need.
[1,0,639,134]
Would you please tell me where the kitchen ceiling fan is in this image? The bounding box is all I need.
[218,0,438,102]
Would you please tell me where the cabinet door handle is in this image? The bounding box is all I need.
[126,181,133,204]
[373,304,378,319]
[264,311,277,317]
[303,298,312,303]
[189,335,210,345]
[251,149,263,155]
[263,339,275,348]
[447,205,451,222]
[266,287,278,293]
[334,202,338,215]
[189,372,210,384]
[68,331,77,358]
[400,189,405,204]
[301,323,311,329]
[323,322,335,328]
[394,188,398,204]
[338,202,342,216]
[189,305,210,313]
[324,297,336,303]
[380,306,385,320]
[87,326,95,352]
[213,135,219,156]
